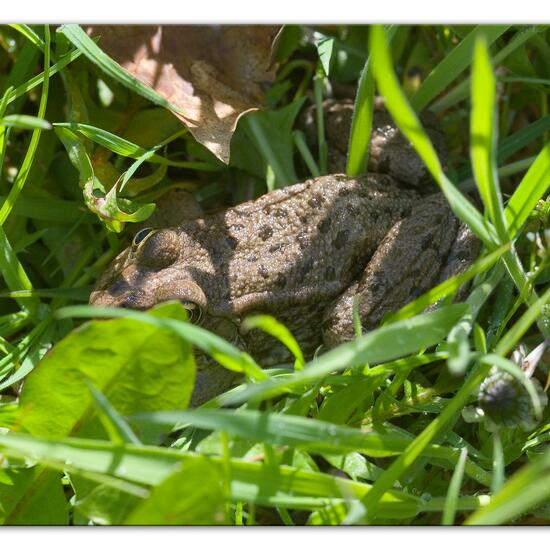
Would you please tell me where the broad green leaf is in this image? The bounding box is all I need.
[0,468,68,525]
[55,304,268,382]
[125,459,228,525]
[411,25,509,112]
[369,25,497,249]
[19,302,195,437]
[470,37,508,242]
[73,480,141,525]
[55,126,156,232]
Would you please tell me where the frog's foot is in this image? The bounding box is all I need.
[322,194,479,347]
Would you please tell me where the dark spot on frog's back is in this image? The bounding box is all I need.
[307,194,325,208]
[225,235,238,250]
[420,233,434,251]
[318,218,331,234]
[275,273,287,287]
[258,265,269,279]
[296,234,310,249]
[271,208,288,218]
[258,225,273,241]
[333,229,350,250]
[325,266,336,281]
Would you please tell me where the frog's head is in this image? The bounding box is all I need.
[89,227,207,319]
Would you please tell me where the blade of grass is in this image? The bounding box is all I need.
[497,114,550,163]
[132,409,491,486]
[0,25,51,226]
[9,24,45,51]
[241,314,305,370]
[87,383,142,446]
[459,156,537,192]
[470,37,508,242]
[0,194,88,223]
[504,141,550,238]
[313,73,328,174]
[442,447,468,525]
[0,87,13,177]
[0,114,51,131]
[53,122,213,170]
[242,115,295,186]
[345,61,374,176]
[431,26,541,113]
[4,47,82,109]
[293,130,320,177]
[491,431,505,495]
[346,25,398,177]
[411,25,510,112]
[0,227,39,314]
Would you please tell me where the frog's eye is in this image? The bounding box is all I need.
[136,229,180,269]
[133,228,155,249]
[181,301,203,324]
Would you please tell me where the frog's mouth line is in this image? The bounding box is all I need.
[89,271,209,313]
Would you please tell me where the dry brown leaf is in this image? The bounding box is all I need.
[87,25,281,163]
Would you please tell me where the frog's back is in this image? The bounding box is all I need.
[178,174,418,316]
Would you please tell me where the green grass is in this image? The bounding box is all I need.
[0,24,549,526]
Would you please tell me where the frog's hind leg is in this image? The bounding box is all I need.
[322,194,479,347]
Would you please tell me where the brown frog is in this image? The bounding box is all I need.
[90,104,480,405]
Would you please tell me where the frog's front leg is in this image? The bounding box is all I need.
[322,194,480,347]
